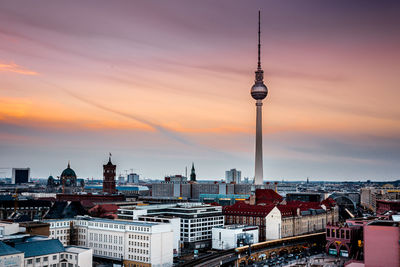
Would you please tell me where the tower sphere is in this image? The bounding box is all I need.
[251,81,268,100]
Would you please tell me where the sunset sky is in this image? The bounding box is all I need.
[1,0,399,181]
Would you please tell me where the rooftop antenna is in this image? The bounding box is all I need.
[257,10,261,70]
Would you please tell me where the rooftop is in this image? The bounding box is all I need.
[65,246,91,253]
[367,220,400,227]
[0,241,21,256]
[14,239,65,257]
[214,225,258,230]
[75,216,158,227]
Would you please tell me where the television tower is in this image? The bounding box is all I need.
[251,11,268,185]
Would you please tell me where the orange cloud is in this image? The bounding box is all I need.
[0,61,38,75]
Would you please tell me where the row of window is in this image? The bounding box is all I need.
[51,229,69,235]
[128,241,149,247]
[50,221,70,227]
[128,248,149,254]
[94,250,122,258]
[181,221,222,228]
[86,222,150,233]
[183,216,223,223]
[91,243,123,251]
[127,254,149,262]
[89,233,123,244]
[128,234,149,240]
[25,254,77,264]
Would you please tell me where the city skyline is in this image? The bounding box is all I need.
[1,1,400,181]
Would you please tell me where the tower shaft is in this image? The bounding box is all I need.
[254,100,263,184]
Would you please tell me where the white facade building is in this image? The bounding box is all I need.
[74,216,173,267]
[212,225,259,250]
[264,206,282,240]
[138,215,181,255]
[45,219,71,246]
[0,222,24,237]
[118,203,224,249]
[0,242,24,267]
[225,169,241,184]
[0,236,92,267]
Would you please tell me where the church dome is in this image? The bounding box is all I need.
[61,163,77,178]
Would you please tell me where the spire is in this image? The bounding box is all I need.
[255,10,264,83]
[257,10,261,70]
[190,162,196,182]
[68,161,70,168]
[108,152,112,164]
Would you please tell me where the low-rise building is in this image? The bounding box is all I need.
[364,220,399,267]
[0,241,24,267]
[212,225,258,250]
[45,219,72,246]
[223,193,338,241]
[137,215,181,255]
[74,216,173,267]
[0,236,92,267]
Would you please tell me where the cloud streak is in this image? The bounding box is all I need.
[0,61,38,75]
[60,86,194,146]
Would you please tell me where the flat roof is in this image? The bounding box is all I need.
[75,216,158,227]
[65,246,91,253]
[214,225,258,230]
[368,220,399,227]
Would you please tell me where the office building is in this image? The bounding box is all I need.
[74,216,173,267]
[118,203,224,250]
[151,182,272,200]
[225,169,241,184]
[12,168,30,184]
[44,216,174,266]
[138,215,181,255]
[127,173,139,184]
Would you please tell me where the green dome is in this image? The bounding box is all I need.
[61,163,77,178]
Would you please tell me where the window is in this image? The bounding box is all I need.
[27,259,33,264]
[53,255,57,260]
[36,258,41,263]
[44,257,48,261]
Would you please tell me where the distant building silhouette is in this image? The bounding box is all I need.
[190,163,196,182]
[103,154,116,194]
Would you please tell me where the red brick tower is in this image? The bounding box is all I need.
[103,153,116,194]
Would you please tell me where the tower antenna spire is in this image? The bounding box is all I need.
[250,10,268,185]
[258,10,261,70]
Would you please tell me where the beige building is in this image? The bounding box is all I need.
[224,199,338,241]
[361,187,400,212]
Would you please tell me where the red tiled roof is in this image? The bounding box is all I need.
[277,205,298,217]
[255,189,283,204]
[223,201,275,217]
[223,197,331,218]
[286,200,322,211]
[321,198,336,209]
